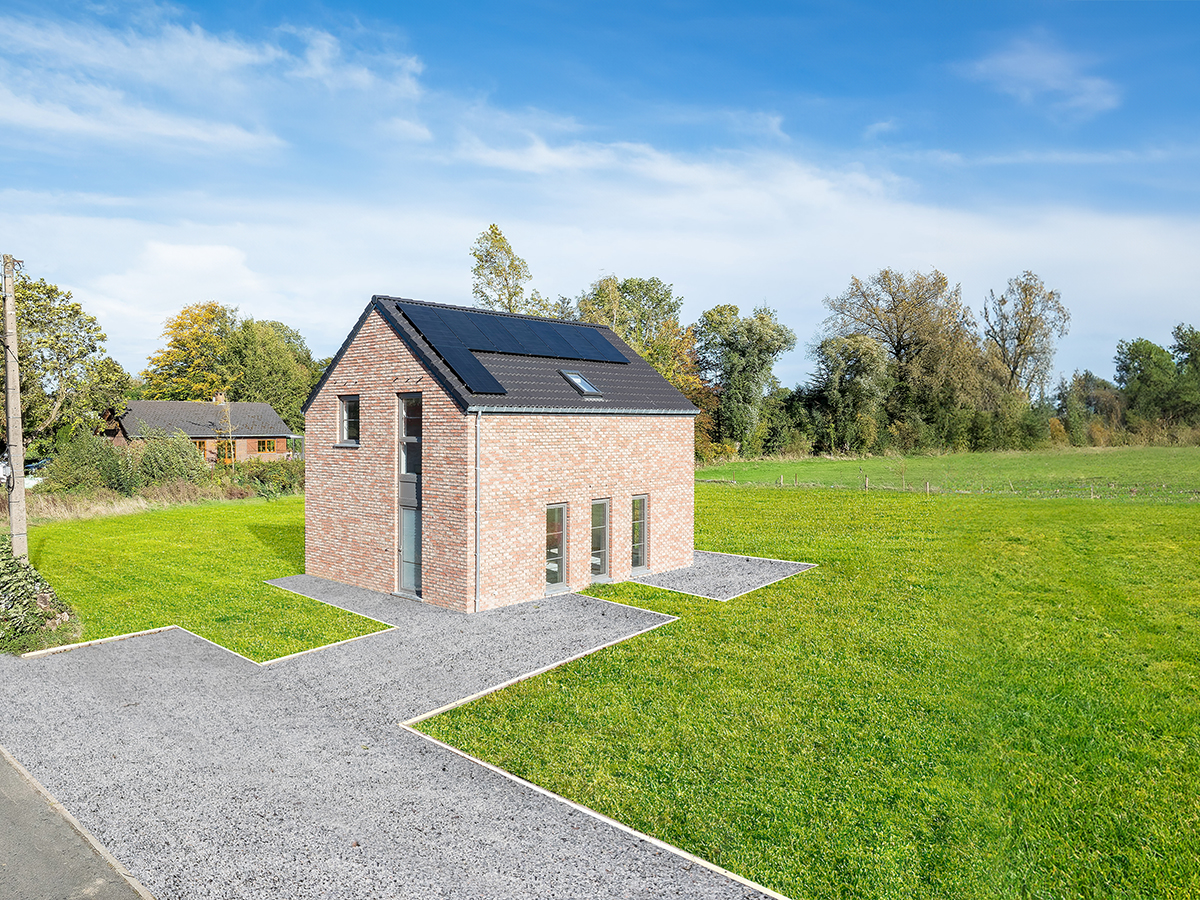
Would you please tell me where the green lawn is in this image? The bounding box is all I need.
[700,444,1200,503]
[419,482,1200,899]
[28,496,389,663]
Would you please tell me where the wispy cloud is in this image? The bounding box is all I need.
[965,33,1120,121]
[863,119,897,140]
[0,12,424,152]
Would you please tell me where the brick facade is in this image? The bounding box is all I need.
[305,308,695,613]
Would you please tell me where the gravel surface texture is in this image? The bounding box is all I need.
[633,550,815,600]
[0,579,773,900]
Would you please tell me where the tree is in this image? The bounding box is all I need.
[227,319,312,433]
[469,225,551,316]
[142,303,322,433]
[1169,323,1200,424]
[821,268,986,436]
[982,271,1070,395]
[142,301,240,401]
[576,275,701,395]
[9,275,130,450]
[1114,338,1179,423]
[695,304,796,449]
[809,335,889,453]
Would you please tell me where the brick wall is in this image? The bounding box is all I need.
[474,413,694,611]
[306,307,695,613]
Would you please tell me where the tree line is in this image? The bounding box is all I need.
[472,224,1200,459]
[3,239,1196,462]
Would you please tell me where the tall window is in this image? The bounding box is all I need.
[400,396,421,474]
[397,393,422,596]
[591,500,609,579]
[631,495,648,571]
[400,507,422,594]
[340,395,360,445]
[546,505,566,588]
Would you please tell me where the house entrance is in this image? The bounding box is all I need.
[398,394,422,596]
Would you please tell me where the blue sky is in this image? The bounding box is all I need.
[2,1,1198,389]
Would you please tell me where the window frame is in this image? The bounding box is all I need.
[545,503,568,593]
[631,494,649,573]
[399,393,422,477]
[590,499,610,582]
[559,369,602,396]
[338,395,360,446]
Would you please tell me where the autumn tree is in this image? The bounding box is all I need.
[695,304,796,448]
[821,268,985,431]
[982,271,1070,395]
[142,302,322,432]
[9,275,130,451]
[469,225,551,316]
[141,301,240,401]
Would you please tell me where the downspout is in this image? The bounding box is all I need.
[474,410,481,613]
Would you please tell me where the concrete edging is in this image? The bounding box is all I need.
[0,743,157,900]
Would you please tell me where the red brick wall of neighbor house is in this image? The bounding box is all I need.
[305,310,471,605]
[474,413,693,611]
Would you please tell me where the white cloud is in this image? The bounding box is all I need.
[6,140,1197,390]
[863,119,897,140]
[0,13,423,152]
[966,34,1121,120]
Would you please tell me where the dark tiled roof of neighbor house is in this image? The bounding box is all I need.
[120,401,292,439]
[305,296,699,416]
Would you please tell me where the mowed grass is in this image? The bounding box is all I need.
[27,496,389,663]
[419,483,1200,899]
[700,444,1200,503]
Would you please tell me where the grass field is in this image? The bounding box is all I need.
[26,496,388,663]
[699,444,1200,503]
[420,482,1200,899]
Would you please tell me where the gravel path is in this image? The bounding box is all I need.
[633,550,815,600]
[0,580,775,900]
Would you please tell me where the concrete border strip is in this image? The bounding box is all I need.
[401,726,791,900]
[0,743,158,900]
[405,595,677,726]
[21,625,179,659]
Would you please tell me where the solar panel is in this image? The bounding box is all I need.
[397,303,506,394]
[395,301,628,394]
[527,319,577,357]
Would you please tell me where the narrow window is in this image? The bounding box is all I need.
[216,440,234,465]
[631,495,648,571]
[340,395,360,445]
[194,440,206,455]
[591,500,609,579]
[546,505,566,589]
[399,507,422,595]
[400,395,422,475]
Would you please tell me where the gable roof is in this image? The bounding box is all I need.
[305,297,699,416]
[119,401,292,439]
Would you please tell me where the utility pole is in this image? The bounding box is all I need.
[3,254,27,558]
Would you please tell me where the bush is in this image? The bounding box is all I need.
[43,433,141,496]
[131,426,208,486]
[0,535,75,652]
[235,458,305,498]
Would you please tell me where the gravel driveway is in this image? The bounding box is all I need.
[0,578,776,900]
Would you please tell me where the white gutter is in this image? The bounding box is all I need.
[464,406,698,416]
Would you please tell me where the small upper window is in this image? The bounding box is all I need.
[560,370,601,396]
[340,395,360,445]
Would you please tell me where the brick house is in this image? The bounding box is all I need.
[109,400,294,466]
[303,296,698,613]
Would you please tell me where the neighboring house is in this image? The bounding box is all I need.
[107,400,294,466]
[303,296,698,613]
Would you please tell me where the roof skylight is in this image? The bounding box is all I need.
[559,370,602,396]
